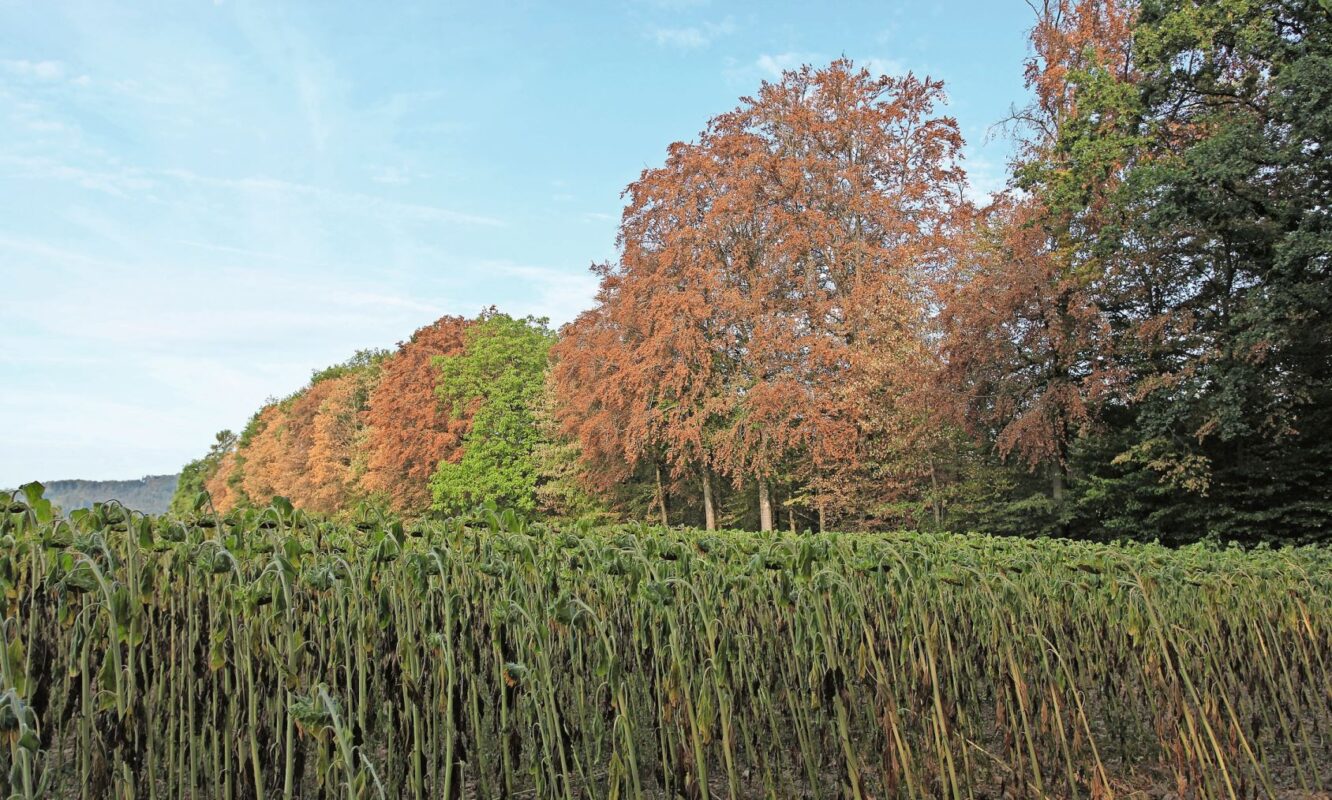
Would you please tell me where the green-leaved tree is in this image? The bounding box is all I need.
[169,429,237,516]
[430,311,554,515]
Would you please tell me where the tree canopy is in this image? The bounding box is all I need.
[430,312,554,515]
[176,9,1329,544]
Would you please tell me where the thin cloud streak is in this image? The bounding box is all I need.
[161,169,504,227]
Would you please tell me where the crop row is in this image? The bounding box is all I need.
[1,492,1330,798]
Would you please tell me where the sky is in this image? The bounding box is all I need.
[0,0,1034,486]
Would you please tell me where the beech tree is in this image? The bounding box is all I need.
[549,297,665,522]
[359,316,471,511]
[941,0,1134,507]
[302,372,365,513]
[430,312,553,515]
[202,449,243,512]
[555,59,967,530]
[940,196,1116,500]
[235,403,295,507]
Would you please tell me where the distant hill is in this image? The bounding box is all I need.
[38,475,179,515]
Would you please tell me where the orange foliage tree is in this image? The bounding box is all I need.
[550,277,672,522]
[303,372,364,514]
[359,316,471,512]
[236,403,295,506]
[196,320,470,516]
[211,371,369,514]
[939,197,1116,482]
[554,59,967,530]
[202,449,242,512]
[941,0,1135,501]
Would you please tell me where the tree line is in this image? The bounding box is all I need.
[173,311,564,519]
[176,0,1330,544]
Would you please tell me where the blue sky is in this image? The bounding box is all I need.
[0,0,1033,485]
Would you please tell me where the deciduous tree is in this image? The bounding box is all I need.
[555,59,968,530]
[430,312,553,515]
[360,316,471,511]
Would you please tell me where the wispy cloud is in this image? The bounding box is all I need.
[728,52,913,85]
[961,150,1008,205]
[0,232,475,482]
[370,165,415,185]
[2,59,68,80]
[0,151,496,226]
[654,27,708,48]
[643,0,710,9]
[652,18,734,49]
[227,3,343,153]
[0,155,156,198]
[863,57,907,78]
[161,169,502,227]
[754,51,820,78]
[172,238,352,270]
[485,262,600,324]
[296,67,333,152]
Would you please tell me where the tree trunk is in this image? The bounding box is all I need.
[654,461,668,527]
[1051,465,1065,505]
[929,457,942,528]
[789,503,796,534]
[758,479,773,532]
[702,469,716,531]
[818,503,826,534]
